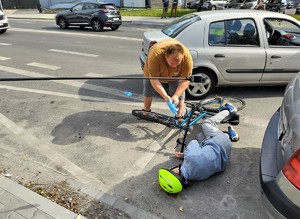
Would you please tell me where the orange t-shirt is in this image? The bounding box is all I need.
[144,39,193,81]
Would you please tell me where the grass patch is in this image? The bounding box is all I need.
[120,8,196,17]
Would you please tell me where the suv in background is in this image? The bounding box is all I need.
[55,1,122,31]
[0,9,9,34]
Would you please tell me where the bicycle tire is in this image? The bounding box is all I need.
[132,110,176,128]
[201,96,246,113]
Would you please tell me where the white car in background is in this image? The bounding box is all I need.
[0,9,9,34]
[139,10,300,99]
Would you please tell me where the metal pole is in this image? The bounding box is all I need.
[0,75,206,82]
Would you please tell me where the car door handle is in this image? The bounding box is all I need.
[271,55,281,59]
[214,54,225,58]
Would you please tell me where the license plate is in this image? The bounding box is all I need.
[113,18,119,21]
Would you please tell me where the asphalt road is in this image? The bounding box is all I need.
[0,19,287,219]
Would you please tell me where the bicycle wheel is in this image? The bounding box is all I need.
[201,96,246,113]
[132,110,176,128]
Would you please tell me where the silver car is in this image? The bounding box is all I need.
[0,9,9,34]
[139,10,300,99]
[260,71,300,218]
[202,0,228,10]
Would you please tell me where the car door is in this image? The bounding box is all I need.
[67,3,84,24]
[262,18,300,82]
[80,3,96,24]
[205,18,266,82]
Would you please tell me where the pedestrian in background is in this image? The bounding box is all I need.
[161,0,169,19]
[170,0,178,18]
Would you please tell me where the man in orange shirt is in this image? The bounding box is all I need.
[143,39,193,117]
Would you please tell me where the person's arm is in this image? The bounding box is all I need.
[171,80,190,105]
[150,79,170,102]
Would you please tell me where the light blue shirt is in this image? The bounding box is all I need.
[180,138,229,181]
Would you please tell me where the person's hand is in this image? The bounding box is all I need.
[167,100,178,115]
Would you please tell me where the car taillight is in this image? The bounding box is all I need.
[99,9,109,13]
[282,148,300,190]
[283,33,294,39]
[149,41,157,50]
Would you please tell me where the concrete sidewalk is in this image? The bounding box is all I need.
[4,9,172,27]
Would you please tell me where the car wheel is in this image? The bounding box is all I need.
[58,17,68,29]
[92,18,103,32]
[0,29,7,34]
[211,5,216,10]
[111,25,120,31]
[186,70,216,100]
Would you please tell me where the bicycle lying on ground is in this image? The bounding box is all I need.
[132,96,246,152]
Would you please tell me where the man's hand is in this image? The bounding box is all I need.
[167,100,179,115]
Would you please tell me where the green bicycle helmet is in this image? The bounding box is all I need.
[158,168,184,194]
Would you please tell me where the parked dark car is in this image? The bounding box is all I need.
[187,0,203,11]
[287,0,295,8]
[225,0,258,9]
[260,71,300,218]
[55,1,122,31]
[296,2,300,13]
[266,0,287,13]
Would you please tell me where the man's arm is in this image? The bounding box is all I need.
[150,79,170,102]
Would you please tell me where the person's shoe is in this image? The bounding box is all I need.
[228,126,239,142]
[225,103,237,113]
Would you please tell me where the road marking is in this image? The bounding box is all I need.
[0,112,110,192]
[0,64,143,101]
[27,62,61,70]
[49,49,99,57]
[86,72,127,82]
[0,56,11,61]
[122,128,177,180]
[11,28,141,41]
[0,43,12,46]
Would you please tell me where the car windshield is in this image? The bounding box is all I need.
[266,18,300,34]
[162,14,201,38]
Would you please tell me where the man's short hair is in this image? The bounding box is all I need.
[165,43,184,56]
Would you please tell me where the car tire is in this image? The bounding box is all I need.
[111,25,120,31]
[186,70,216,100]
[211,5,216,10]
[58,17,68,29]
[92,18,103,32]
[0,29,7,34]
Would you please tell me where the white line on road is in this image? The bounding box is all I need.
[27,62,61,70]
[49,49,99,57]
[0,64,143,101]
[10,28,141,41]
[0,43,12,46]
[0,56,11,61]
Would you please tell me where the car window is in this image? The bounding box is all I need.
[209,19,259,46]
[72,3,83,11]
[209,22,226,45]
[264,18,300,46]
[84,3,96,10]
[162,14,201,38]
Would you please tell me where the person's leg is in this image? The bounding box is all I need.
[202,110,229,138]
[143,79,155,111]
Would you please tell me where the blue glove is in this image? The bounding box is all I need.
[167,100,179,115]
